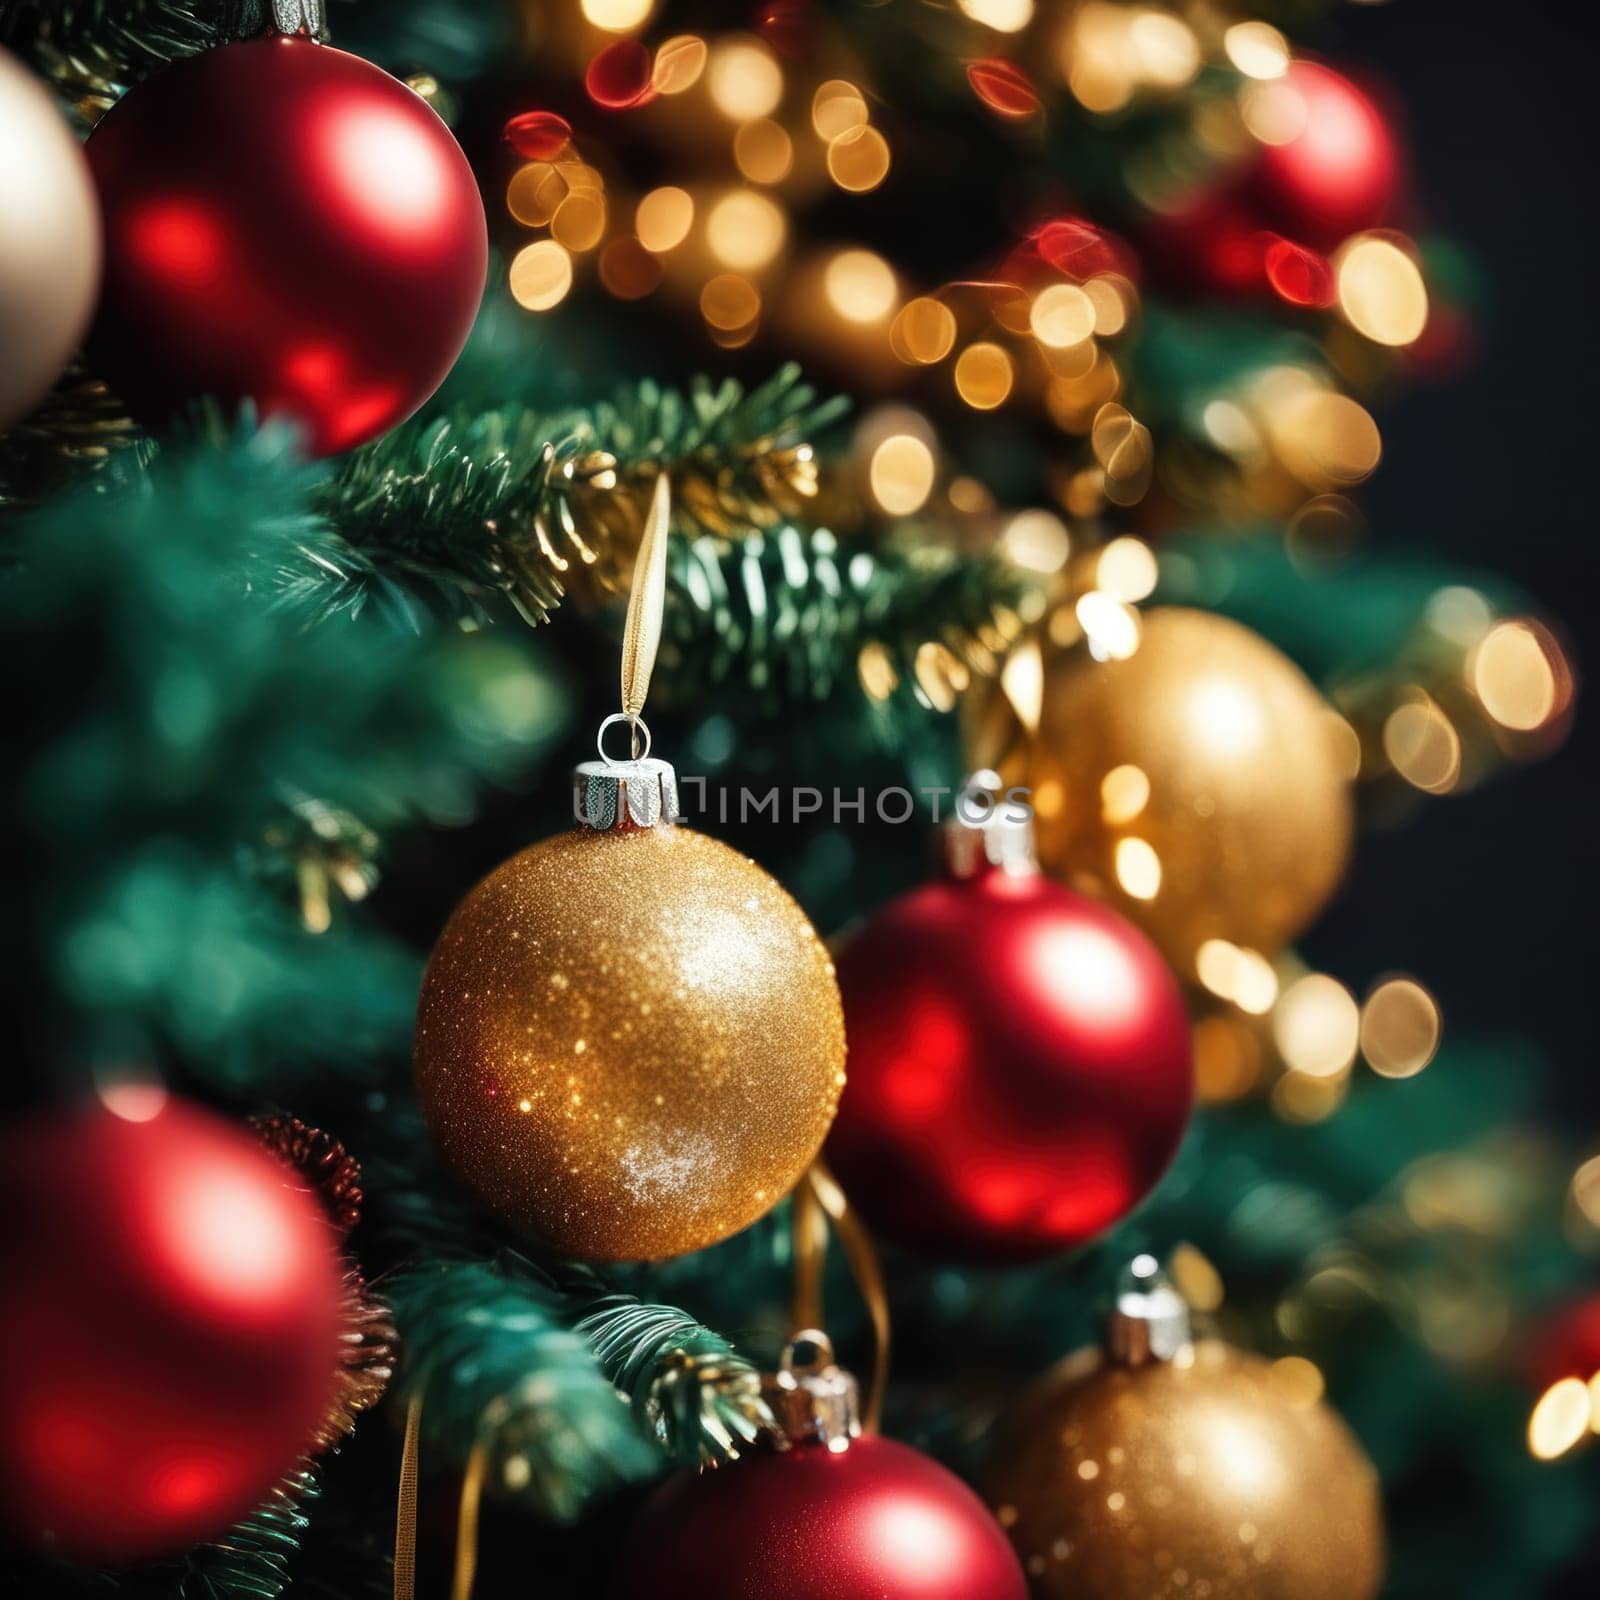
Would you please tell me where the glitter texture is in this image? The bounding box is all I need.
[985,1341,1383,1600]
[414,824,846,1261]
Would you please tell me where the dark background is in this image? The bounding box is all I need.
[1308,0,1598,1133]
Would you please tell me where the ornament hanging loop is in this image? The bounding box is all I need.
[597,711,652,766]
[227,0,329,39]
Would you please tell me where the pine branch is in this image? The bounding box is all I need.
[387,1257,659,1525]
[577,1293,776,1467]
[312,366,848,627]
[659,524,1035,715]
[0,0,223,125]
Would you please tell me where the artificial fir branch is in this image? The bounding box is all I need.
[314,365,847,626]
[659,523,1036,714]
[577,1292,776,1467]
[387,1256,660,1525]
[0,0,223,124]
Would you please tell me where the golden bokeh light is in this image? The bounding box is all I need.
[1223,20,1290,80]
[1114,836,1162,900]
[954,341,1013,408]
[1085,274,1133,336]
[1471,619,1569,731]
[509,240,573,311]
[827,125,892,192]
[734,118,794,184]
[998,509,1071,574]
[635,186,694,253]
[507,162,566,227]
[1272,1067,1349,1124]
[1063,3,1137,115]
[1169,1243,1224,1312]
[551,189,606,252]
[1383,695,1461,794]
[1196,939,1278,1015]
[1337,236,1429,347]
[812,79,869,140]
[1273,974,1360,1078]
[708,38,784,121]
[581,0,653,31]
[825,249,897,323]
[958,0,1034,31]
[1529,1378,1592,1462]
[1100,762,1150,825]
[1571,1153,1600,1231]
[1241,79,1311,146]
[1096,536,1158,602]
[1128,11,1201,89]
[1269,381,1383,488]
[1361,978,1441,1079]
[652,34,708,95]
[1030,283,1097,349]
[891,297,958,364]
[1074,590,1141,661]
[700,272,761,331]
[869,434,937,516]
[706,188,786,270]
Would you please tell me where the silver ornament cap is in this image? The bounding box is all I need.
[942,769,1038,879]
[1107,1254,1193,1368]
[761,1331,861,1452]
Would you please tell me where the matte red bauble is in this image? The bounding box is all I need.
[0,1096,343,1562]
[611,1435,1026,1599]
[826,807,1193,1262]
[86,35,487,455]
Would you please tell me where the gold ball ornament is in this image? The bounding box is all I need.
[1018,606,1352,971]
[414,760,846,1262]
[986,1262,1383,1600]
[0,47,102,429]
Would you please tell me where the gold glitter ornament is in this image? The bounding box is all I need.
[416,476,843,1261]
[982,606,1352,971]
[414,805,845,1261]
[986,1258,1383,1600]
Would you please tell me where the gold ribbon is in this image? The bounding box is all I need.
[619,472,671,723]
[791,1158,891,1434]
[393,1395,491,1600]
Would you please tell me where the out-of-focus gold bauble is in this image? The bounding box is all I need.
[0,47,102,429]
[1015,606,1352,972]
[986,1339,1384,1600]
[414,824,846,1262]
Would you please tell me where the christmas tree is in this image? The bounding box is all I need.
[0,1,1594,1596]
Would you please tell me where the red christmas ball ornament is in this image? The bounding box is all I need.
[0,1093,344,1563]
[1252,62,1402,248]
[1528,1294,1600,1392]
[610,1336,1027,1600]
[1145,61,1402,298]
[826,796,1193,1262]
[85,25,486,456]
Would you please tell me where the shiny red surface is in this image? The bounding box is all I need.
[86,38,486,456]
[1254,62,1401,247]
[0,1098,342,1562]
[609,1435,1027,1599]
[827,867,1193,1262]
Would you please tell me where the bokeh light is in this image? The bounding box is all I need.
[869,434,936,516]
[826,250,898,322]
[707,189,786,270]
[708,38,784,121]
[509,240,572,310]
[636,186,694,253]
[954,341,1013,408]
[1361,978,1442,1078]
[1337,235,1429,347]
